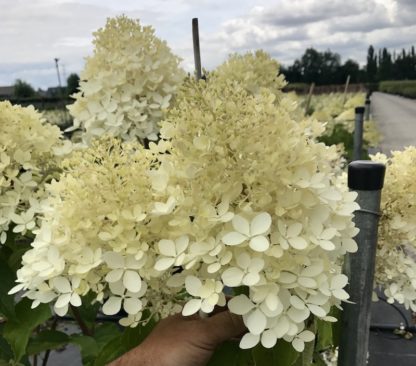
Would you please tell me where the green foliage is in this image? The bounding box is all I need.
[93,319,156,366]
[27,330,70,355]
[66,73,80,96]
[318,123,369,161]
[3,300,51,362]
[207,339,301,366]
[13,80,36,98]
[0,260,17,321]
[379,80,416,99]
[208,341,252,366]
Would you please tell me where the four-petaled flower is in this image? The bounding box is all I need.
[103,252,143,293]
[102,280,147,315]
[182,276,226,316]
[10,210,36,233]
[52,276,82,316]
[154,236,189,271]
[222,213,272,252]
[222,252,264,287]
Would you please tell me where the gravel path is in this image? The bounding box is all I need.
[371,92,416,154]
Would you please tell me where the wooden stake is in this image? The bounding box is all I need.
[343,74,351,104]
[192,18,202,80]
[305,82,315,114]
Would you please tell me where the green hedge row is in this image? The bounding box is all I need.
[379,80,416,99]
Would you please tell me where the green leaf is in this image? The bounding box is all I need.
[329,307,342,347]
[0,259,17,321]
[3,299,51,362]
[315,319,333,351]
[252,344,278,365]
[75,292,101,332]
[26,330,69,355]
[70,334,99,365]
[94,318,156,366]
[0,333,14,362]
[94,323,121,349]
[7,246,30,274]
[273,340,299,366]
[92,334,123,366]
[208,340,252,366]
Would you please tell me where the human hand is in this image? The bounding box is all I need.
[109,309,246,366]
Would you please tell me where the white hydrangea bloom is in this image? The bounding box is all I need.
[67,16,185,145]
[0,101,72,243]
[12,64,359,352]
[212,50,287,99]
[371,148,416,311]
[308,92,380,149]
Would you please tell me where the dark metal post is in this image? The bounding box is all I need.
[192,18,202,80]
[338,161,386,366]
[353,106,365,161]
[364,98,371,121]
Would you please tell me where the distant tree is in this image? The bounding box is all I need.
[366,45,378,82]
[66,73,80,96]
[339,59,361,84]
[13,79,36,98]
[378,48,393,81]
[300,48,323,84]
[281,61,303,83]
[320,50,341,84]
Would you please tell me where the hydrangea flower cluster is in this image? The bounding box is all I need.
[11,75,359,352]
[371,148,416,310]
[0,101,72,244]
[67,16,185,145]
[310,93,380,148]
[212,50,287,98]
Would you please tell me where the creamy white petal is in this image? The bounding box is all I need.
[123,297,143,315]
[261,329,277,348]
[182,298,202,316]
[154,257,175,271]
[222,267,244,287]
[250,212,272,236]
[249,236,269,252]
[228,295,255,315]
[232,215,250,236]
[102,296,122,315]
[123,270,142,293]
[185,276,202,297]
[158,239,176,257]
[245,309,267,335]
[222,232,247,246]
[240,332,260,349]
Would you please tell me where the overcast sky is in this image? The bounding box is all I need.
[1,0,415,89]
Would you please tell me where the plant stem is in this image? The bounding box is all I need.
[70,305,93,336]
[42,317,59,366]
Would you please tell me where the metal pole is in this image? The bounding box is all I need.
[364,98,371,121]
[192,18,202,80]
[54,58,63,91]
[338,160,386,366]
[353,106,365,161]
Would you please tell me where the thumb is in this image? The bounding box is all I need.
[204,310,247,345]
